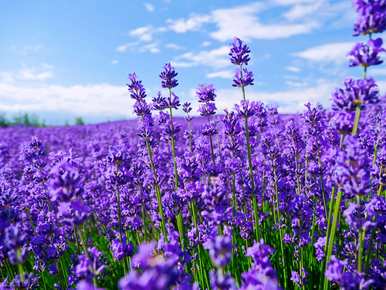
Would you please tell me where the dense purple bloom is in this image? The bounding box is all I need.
[353,0,386,35]
[111,236,134,261]
[198,103,217,117]
[204,235,232,268]
[182,102,192,114]
[348,38,385,67]
[75,247,106,282]
[332,78,380,111]
[229,37,251,65]
[160,63,178,89]
[196,84,216,103]
[152,92,168,111]
[232,68,254,87]
[128,73,147,101]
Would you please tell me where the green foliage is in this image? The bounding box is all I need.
[75,117,85,126]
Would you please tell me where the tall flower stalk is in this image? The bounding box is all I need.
[128,73,167,239]
[159,63,185,248]
[229,37,259,240]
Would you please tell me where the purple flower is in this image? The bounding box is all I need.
[232,68,254,87]
[76,280,104,290]
[229,37,251,65]
[133,100,151,117]
[348,38,385,68]
[204,235,232,268]
[353,0,386,35]
[314,236,326,262]
[127,73,147,101]
[325,255,346,282]
[160,63,178,89]
[332,78,379,111]
[196,84,216,103]
[198,103,217,117]
[182,102,192,114]
[152,92,168,111]
[111,236,134,261]
[75,247,105,282]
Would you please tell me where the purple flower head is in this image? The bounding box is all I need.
[198,102,217,117]
[75,247,105,281]
[235,100,257,117]
[332,78,379,111]
[223,110,241,136]
[333,136,371,197]
[210,270,237,290]
[325,255,346,283]
[196,84,216,103]
[330,111,355,134]
[134,100,151,117]
[152,92,168,111]
[49,158,83,203]
[182,102,192,114]
[21,137,47,167]
[229,37,251,65]
[160,63,178,89]
[167,92,181,109]
[314,236,326,262]
[131,241,156,269]
[353,0,386,35]
[246,239,274,265]
[128,73,147,101]
[348,38,385,67]
[232,68,254,87]
[204,235,232,268]
[76,280,104,290]
[111,236,134,261]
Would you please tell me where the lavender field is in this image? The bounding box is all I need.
[1,1,386,289]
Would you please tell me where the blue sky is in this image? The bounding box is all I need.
[1,0,386,124]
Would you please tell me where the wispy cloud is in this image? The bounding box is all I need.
[294,41,353,63]
[165,43,184,50]
[206,70,234,79]
[0,82,132,119]
[129,25,156,42]
[167,14,211,33]
[286,66,301,72]
[213,79,336,113]
[0,64,54,82]
[174,46,229,68]
[144,3,155,12]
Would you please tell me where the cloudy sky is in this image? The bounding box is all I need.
[1,0,386,124]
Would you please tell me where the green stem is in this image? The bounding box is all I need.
[352,105,361,136]
[144,138,167,239]
[323,190,343,290]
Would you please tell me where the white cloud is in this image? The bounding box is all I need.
[129,26,155,42]
[0,65,54,82]
[201,41,211,47]
[167,14,211,33]
[165,43,183,50]
[144,3,155,12]
[294,42,353,63]
[116,43,135,53]
[165,2,318,41]
[284,0,324,20]
[207,70,234,79]
[286,66,301,72]
[143,43,160,53]
[0,82,133,118]
[111,60,119,64]
[210,3,318,41]
[174,46,229,68]
[213,80,335,113]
